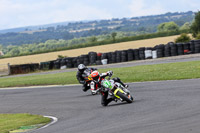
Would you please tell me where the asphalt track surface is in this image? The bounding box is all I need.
[1,79,200,133]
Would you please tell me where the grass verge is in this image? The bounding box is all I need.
[0,60,200,88]
[0,113,51,133]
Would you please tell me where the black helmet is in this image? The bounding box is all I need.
[78,64,86,72]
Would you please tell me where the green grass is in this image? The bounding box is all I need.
[0,60,200,88]
[0,114,51,133]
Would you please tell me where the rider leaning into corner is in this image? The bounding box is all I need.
[90,70,129,106]
[76,64,97,93]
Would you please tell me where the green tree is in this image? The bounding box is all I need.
[157,21,179,32]
[190,11,200,37]
[180,22,190,30]
[111,32,117,42]
[88,36,97,42]
[175,33,191,43]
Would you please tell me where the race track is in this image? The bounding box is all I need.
[1,79,200,133]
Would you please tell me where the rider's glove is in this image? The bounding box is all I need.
[107,71,113,76]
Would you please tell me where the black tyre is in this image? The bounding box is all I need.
[116,91,133,103]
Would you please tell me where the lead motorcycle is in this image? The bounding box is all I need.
[101,76,134,103]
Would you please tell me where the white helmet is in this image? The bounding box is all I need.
[78,64,86,71]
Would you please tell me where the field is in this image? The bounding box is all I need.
[0,35,180,65]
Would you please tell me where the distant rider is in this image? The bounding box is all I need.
[90,70,128,106]
[76,64,97,92]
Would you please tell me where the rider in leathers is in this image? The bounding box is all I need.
[90,70,128,106]
[76,64,97,92]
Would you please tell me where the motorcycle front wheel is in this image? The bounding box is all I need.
[116,91,133,103]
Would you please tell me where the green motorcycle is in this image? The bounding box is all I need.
[101,79,134,103]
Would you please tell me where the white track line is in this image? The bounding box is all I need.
[29,115,58,133]
[40,116,58,129]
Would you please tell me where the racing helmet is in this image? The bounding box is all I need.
[78,64,86,72]
[90,71,100,82]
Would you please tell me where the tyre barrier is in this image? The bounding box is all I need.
[116,51,121,63]
[54,59,61,69]
[121,50,127,62]
[164,43,171,57]
[155,44,164,58]
[177,43,184,55]
[111,52,116,63]
[127,49,134,61]
[107,52,112,64]
[89,52,97,65]
[169,42,178,56]
[145,47,152,59]
[9,39,200,74]
[10,63,39,74]
[134,49,140,60]
[194,40,200,53]
[139,47,145,60]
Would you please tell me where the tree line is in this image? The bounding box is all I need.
[1,11,199,58]
[0,11,194,46]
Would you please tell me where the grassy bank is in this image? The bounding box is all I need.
[0,60,200,88]
[0,114,51,133]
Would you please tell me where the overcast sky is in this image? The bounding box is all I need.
[0,0,199,30]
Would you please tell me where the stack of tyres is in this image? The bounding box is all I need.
[77,56,84,65]
[106,52,112,64]
[155,44,164,58]
[183,43,190,54]
[97,53,102,61]
[177,43,184,55]
[40,61,50,70]
[111,52,116,63]
[81,55,89,66]
[144,47,152,59]
[127,49,134,61]
[169,42,178,56]
[30,63,39,71]
[66,57,74,68]
[115,51,121,63]
[60,59,66,67]
[73,57,78,67]
[88,52,97,65]
[152,48,157,59]
[189,40,195,54]
[100,53,108,65]
[139,47,145,60]
[121,50,127,62]
[164,43,171,57]
[194,40,200,53]
[134,49,139,60]
[101,53,107,60]
[49,60,55,70]
[54,59,61,69]
[96,53,102,65]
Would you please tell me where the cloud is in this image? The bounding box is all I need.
[0,0,199,30]
[128,0,167,17]
[0,0,113,30]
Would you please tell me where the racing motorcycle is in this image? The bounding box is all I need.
[101,77,134,103]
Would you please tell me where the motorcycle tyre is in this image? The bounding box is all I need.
[116,91,133,103]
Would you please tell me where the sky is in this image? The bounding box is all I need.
[0,0,199,30]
